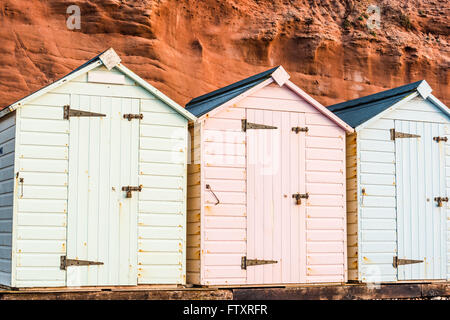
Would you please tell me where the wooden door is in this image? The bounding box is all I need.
[66,95,140,286]
[246,109,307,284]
[395,120,447,280]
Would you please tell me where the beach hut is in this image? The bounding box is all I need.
[328,80,450,282]
[0,48,196,288]
[185,66,353,286]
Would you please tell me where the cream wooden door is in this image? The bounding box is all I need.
[66,95,139,286]
[394,120,447,280]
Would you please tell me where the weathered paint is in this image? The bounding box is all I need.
[0,55,191,288]
[349,96,450,282]
[188,81,348,285]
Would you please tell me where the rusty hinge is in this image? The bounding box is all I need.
[390,129,420,140]
[434,196,448,207]
[292,193,309,205]
[122,185,143,198]
[242,119,277,132]
[292,127,309,134]
[63,105,106,120]
[393,256,424,268]
[60,256,104,270]
[433,136,448,143]
[241,256,278,270]
[123,113,143,121]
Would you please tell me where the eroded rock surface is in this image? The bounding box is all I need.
[0,0,448,108]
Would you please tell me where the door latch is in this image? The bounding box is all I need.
[122,185,143,198]
[434,197,448,207]
[292,127,309,134]
[433,136,448,143]
[292,193,309,205]
[123,113,143,121]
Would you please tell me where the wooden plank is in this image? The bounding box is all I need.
[52,81,153,99]
[141,112,185,127]
[20,132,68,147]
[20,119,69,134]
[203,130,245,144]
[0,288,233,300]
[239,97,319,114]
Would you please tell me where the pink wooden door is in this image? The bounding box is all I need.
[246,109,306,284]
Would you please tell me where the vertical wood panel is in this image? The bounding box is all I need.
[289,112,300,282]
[395,120,446,280]
[281,112,290,282]
[246,109,255,284]
[272,112,282,284]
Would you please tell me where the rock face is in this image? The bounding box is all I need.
[0,0,448,108]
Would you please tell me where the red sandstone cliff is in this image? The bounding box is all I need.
[0,0,448,108]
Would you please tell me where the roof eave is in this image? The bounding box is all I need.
[0,48,197,122]
[284,80,354,133]
[196,77,275,122]
[354,91,420,132]
[0,59,103,119]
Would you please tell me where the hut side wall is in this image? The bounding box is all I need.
[0,112,16,287]
[358,96,449,282]
[13,92,70,287]
[11,66,188,287]
[187,123,201,284]
[346,133,359,281]
[199,83,347,285]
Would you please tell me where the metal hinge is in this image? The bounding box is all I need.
[292,193,309,205]
[433,136,448,143]
[242,119,277,132]
[122,185,143,198]
[241,257,278,270]
[390,129,420,140]
[434,196,449,207]
[292,127,309,134]
[123,113,143,121]
[63,105,106,120]
[60,256,104,270]
[392,256,424,268]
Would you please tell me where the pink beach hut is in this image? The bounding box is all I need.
[185,66,353,286]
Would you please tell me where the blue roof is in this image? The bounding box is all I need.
[327,80,425,128]
[185,66,279,117]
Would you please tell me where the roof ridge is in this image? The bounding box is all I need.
[186,66,279,107]
[328,80,425,111]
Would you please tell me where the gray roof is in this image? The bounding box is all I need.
[327,80,425,128]
[185,66,279,117]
